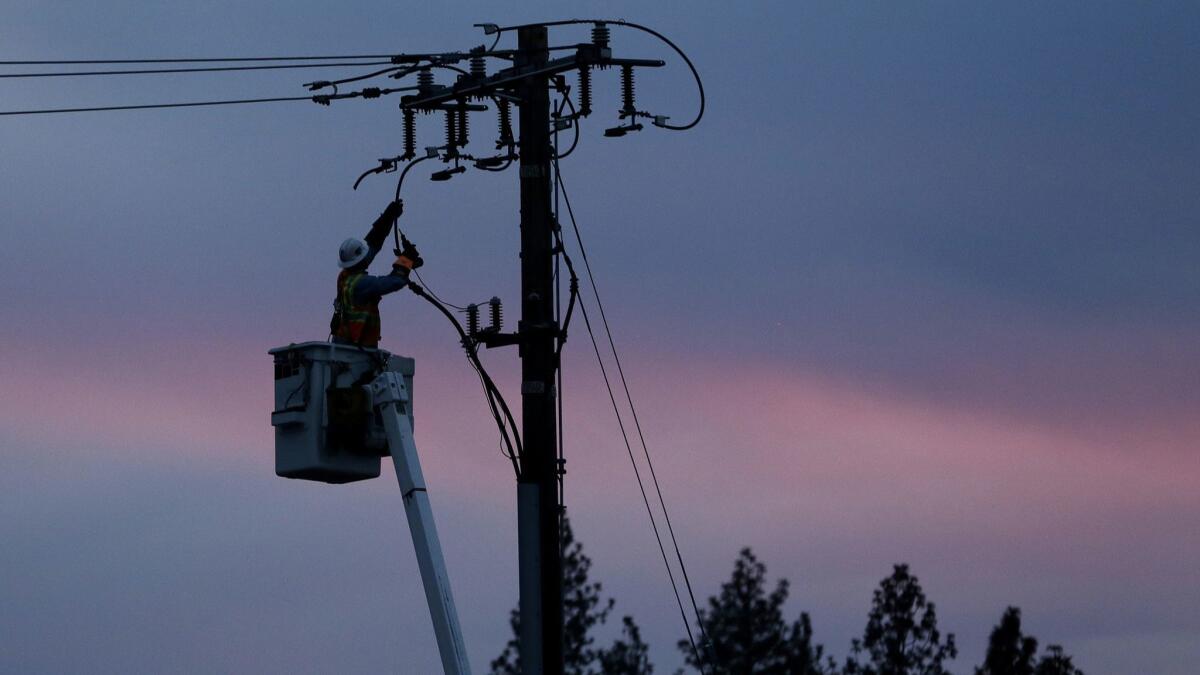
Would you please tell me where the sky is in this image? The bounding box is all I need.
[2,1,1198,673]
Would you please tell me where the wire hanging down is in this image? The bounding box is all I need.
[408,282,523,478]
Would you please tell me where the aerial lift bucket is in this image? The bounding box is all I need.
[269,340,414,483]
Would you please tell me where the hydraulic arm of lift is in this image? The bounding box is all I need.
[369,371,471,675]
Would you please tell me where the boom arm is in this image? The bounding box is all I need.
[370,371,471,675]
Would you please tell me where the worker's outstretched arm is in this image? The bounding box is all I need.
[352,200,402,270]
[352,264,410,302]
[365,200,402,249]
[351,235,423,304]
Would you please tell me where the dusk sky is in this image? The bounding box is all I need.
[2,2,1197,674]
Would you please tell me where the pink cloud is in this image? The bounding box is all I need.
[4,333,1195,566]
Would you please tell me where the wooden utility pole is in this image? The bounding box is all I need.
[513,24,564,675]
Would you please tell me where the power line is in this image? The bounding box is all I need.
[0,60,393,79]
[573,282,702,667]
[0,95,316,116]
[553,159,710,671]
[0,54,397,65]
[411,270,472,312]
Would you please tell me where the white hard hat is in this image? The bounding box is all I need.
[338,237,370,269]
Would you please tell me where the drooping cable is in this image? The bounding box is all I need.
[394,155,434,201]
[554,162,711,668]
[411,270,471,311]
[492,19,705,131]
[390,158,521,473]
[409,282,522,477]
[552,89,581,160]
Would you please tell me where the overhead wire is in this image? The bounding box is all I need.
[0,55,463,118]
[0,60,394,79]
[554,157,710,667]
[411,271,471,311]
[308,65,409,90]
[0,95,317,116]
[0,54,399,65]
[554,161,711,670]
[562,248,702,669]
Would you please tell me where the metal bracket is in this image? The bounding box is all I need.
[370,371,411,408]
[477,331,522,349]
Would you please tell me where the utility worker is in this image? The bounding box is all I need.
[331,199,424,348]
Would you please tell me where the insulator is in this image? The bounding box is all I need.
[402,108,416,159]
[496,99,514,148]
[444,110,456,151]
[620,65,636,117]
[578,66,593,117]
[457,105,469,147]
[466,304,480,336]
[417,68,434,91]
[591,22,610,50]
[488,296,502,332]
[470,53,487,80]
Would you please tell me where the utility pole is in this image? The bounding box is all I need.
[383,22,680,673]
[513,25,564,675]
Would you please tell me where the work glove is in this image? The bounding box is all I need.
[393,234,424,271]
[366,199,403,248]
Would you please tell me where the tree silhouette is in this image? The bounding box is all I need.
[490,516,650,675]
[597,616,654,674]
[679,547,833,674]
[1033,646,1084,675]
[843,564,957,675]
[976,607,1038,675]
[975,606,1085,675]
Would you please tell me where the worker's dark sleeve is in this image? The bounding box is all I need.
[352,270,410,302]
[351,242,410,302]
[363,208,394,250]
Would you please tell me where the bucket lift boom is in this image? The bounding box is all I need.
[270,342,469,675]
[370,371,471,675]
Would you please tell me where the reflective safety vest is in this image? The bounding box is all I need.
[333,270,382,347]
